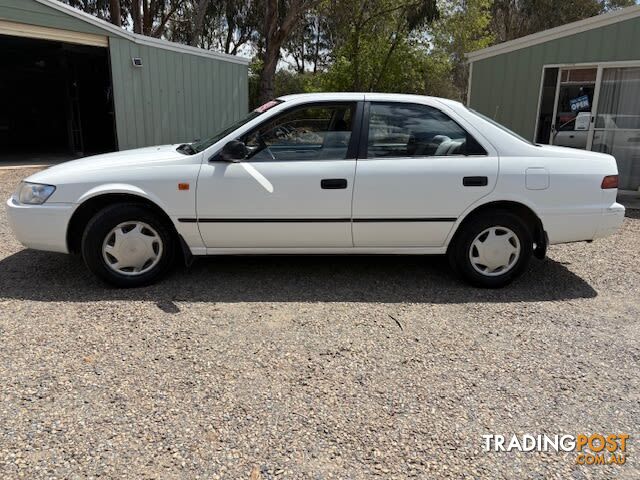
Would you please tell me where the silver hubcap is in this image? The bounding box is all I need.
[102,222,163,276]
[469,226,521,277]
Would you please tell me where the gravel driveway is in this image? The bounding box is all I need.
[1,167,638,479]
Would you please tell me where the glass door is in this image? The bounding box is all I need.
[535,67,558,144]
[591,66,640,190]
[550,67,597,148]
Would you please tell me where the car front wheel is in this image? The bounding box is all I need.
[81,203,175,287]
[448,210,533,288]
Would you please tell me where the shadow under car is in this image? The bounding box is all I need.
[0,249,597,304]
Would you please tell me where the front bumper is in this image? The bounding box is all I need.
[594,202,625,239]
[6,196,75,253]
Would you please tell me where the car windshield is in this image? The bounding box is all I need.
[188,100,283,153]
[466,107,535,145]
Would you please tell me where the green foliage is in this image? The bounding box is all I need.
[322,40,427,93]
[430,0,494,100]
[249,0,494,104]
[248,60,262,109]
[317,0,492,100]
[249,61,326,108]
[318,0,438,92]
[490,0,636,43]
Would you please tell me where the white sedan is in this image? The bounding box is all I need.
[6,93,625,288]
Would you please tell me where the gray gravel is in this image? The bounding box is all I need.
[1,167,638,479]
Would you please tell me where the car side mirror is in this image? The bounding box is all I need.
[219,140,248,162]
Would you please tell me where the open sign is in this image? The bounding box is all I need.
[570,95,590,112]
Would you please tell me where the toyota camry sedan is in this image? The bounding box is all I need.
[6,93,625,288]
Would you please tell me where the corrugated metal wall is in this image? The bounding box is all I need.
[109,37,248,150]
[469,16,640,140]
[0,0,249,151]
[0,0,107,35]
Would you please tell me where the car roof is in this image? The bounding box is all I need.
[277,92,464,109]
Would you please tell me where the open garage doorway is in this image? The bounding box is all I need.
[0,34,117,164]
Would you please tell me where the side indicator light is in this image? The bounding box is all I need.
[601,175,618,189]
[178,183,190,191]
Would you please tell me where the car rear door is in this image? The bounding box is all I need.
[352,99,499,247]
[195,100,363,248]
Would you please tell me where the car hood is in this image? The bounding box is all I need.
[26,144,191,184]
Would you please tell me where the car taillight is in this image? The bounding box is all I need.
[601,175,618,189]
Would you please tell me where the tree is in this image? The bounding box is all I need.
[168,0,260,53]
[190,0,209,46]
[320,0,438,92]
[62,0,126,26]
[62,0,184,34]
[490,0,636,43]
[283,11,330,73]
[109,0,122,26]
[205,0,261,53]
[127,0,184,37]
[257,0,321,104]
[430,0,493,101]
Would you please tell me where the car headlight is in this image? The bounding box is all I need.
[17,182,56,205]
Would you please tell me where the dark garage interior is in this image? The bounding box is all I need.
[0,35,117,163]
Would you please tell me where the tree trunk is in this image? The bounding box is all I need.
[190,0,209,47]
[258,0,316,104]
[351,2,367,90]
[142,0,151,36]
[109,0,122,27]
[224,26,233,54]
[352,32,360,90]
[372,34,400,91]
[152,3,179,38]
[131,0,142,34]
[258,52,279,104]
[313,16,320,74]
[299,30,305,73]
[258,0,280,104]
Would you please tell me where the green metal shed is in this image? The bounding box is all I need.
[0,0,249,160]
[466,5,640,190]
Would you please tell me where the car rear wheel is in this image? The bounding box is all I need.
[448,210,533,288]
[81,203,175,287]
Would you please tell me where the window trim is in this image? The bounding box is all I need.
[237,101,364,162]
[360,101,488,160]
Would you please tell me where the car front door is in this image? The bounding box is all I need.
[196,101,361,249]
[352,100,499,247]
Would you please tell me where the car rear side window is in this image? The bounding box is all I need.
[367,102,486,158]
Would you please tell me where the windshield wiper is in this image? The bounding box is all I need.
[176,143,197,155]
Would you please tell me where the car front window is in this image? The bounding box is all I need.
[242,103,355,161]
[189,100,283,153]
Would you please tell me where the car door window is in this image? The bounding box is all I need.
[367,102,486,158]
[243,103,355,162]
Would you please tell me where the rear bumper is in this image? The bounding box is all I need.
[544,202,625,244]
[593,202,625,239]
[6,196,74,253]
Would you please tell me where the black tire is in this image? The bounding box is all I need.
[81,203,175,287]
[448,210,533,288]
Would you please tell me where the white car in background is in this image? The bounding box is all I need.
[554,113,640,152]
[6,93,625,288]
